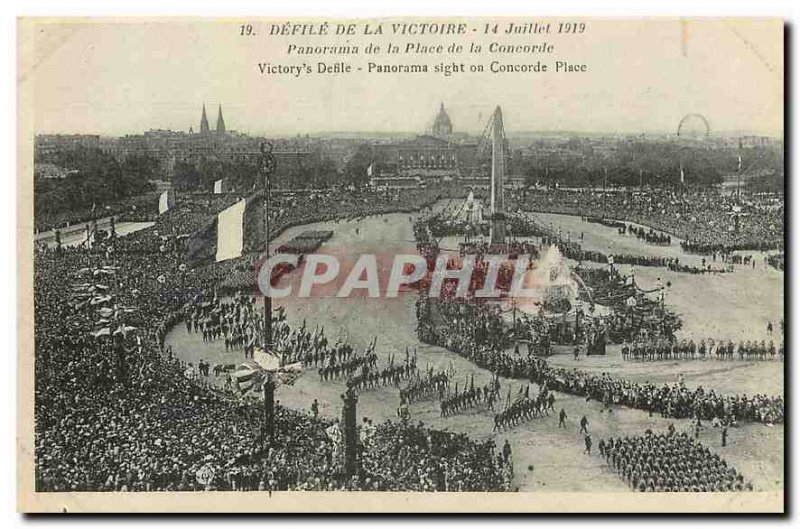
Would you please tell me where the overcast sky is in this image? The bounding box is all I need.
[21,18,783,137]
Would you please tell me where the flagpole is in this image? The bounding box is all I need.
[737,141,743,199]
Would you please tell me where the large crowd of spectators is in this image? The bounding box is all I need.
[34,187,511,493]
[507,188,783,254]
[33,180,784,494]
[35,192,162,233]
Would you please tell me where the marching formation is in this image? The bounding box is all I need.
[622,337,784,362]
[492,385,555,431]
[439,374,501,417]
[601,430,753,492]
[624,224,672,246]
[399,367,451,405]
[346,352,418,392]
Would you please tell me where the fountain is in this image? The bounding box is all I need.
[512,244,579,315]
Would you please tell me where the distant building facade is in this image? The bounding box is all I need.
[35,134,100,157]
[371,103,479,185]
[35,104,317,186]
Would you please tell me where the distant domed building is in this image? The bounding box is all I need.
[370,102,479,187]
[432,102,453,137]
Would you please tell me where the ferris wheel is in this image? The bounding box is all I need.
[676,113,711,139]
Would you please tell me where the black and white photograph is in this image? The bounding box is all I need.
[16,16,785,513]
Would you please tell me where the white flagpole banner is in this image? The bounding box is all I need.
[158,190,171,214]
[215,198,246,262]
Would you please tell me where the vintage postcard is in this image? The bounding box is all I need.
[17,17,784,513]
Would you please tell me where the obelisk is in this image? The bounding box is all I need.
[489,106,506,245]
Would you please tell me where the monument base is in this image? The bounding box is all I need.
[586,332,607,356]
[490,214,507,245]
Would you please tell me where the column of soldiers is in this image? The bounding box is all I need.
[318,350,378,382]
[346,350,418,392]
[399,367,452,405]
[600,429,753,492]
[185,293,261,355]
[439,373,501,417]
[492,384,556,431]
[622,338,783,362]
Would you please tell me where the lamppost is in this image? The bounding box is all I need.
[341,388,359,478]
[510,296,519,335]
[731,204,742,234]
[262,373,276,448]
[259,142,278,450]
[260,142,277,350]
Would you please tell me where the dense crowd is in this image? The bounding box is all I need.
[572,266,682,342]
[507,188,783,254]
[34,189,511,492]
[360,422,513,492]
[35,192,162,233]
[33,180,784,494]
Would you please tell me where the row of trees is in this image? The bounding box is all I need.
[518,140,783,190]
[172,153,346,192]
[34,147,157,229]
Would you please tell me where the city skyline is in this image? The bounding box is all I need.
[31,98,784,140]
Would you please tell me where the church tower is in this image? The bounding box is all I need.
[200,103,210,134]
[216,104,226,134]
